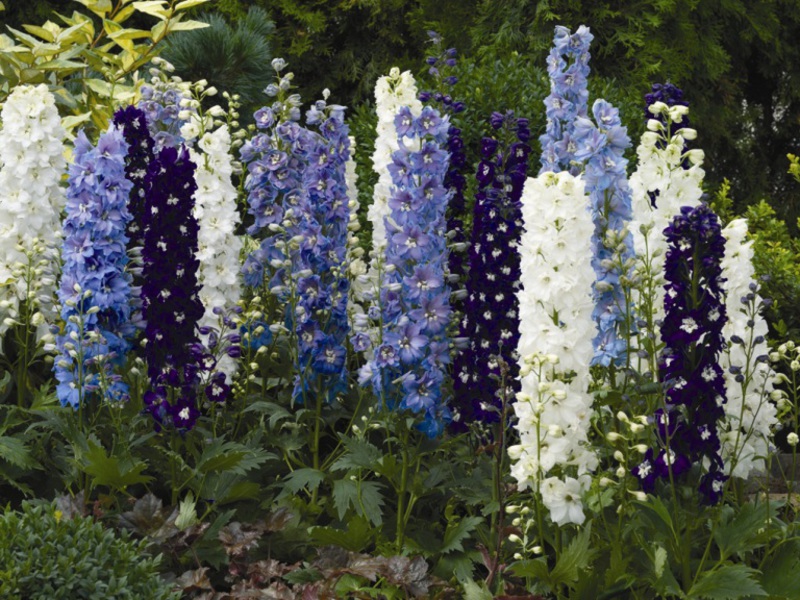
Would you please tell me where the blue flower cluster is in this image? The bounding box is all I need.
[240,85,313,295]
[138,80,192,150]
[54,127,135,408]
[362,106,453,437]
[418,31,468,294]
[636,204,729,503]
[454,111,530,428]
[539,25,593,175]
[140,145,210,430]
[573,99,636,368]
[291,99,352,404]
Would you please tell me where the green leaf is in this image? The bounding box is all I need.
[461,579,493,600]
[507,557,550,581]
[330,437,382,471]
[309,515,372,552]
[175,492,198,530]
[0,435,39,469]
[332,477,357,520]
[81,441,152,490]
[62,112,93,132]
[277,468,325,496]
[175,0,210,10]
[760,540,800,598]
[440,516,483,555]
[550,523,593,586]
[357,480,384,526]
[687,564,767,599]
[714,502,776,559]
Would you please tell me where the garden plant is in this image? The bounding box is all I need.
[0,1,799,598]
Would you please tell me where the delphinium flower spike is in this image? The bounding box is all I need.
[360,105,453,437]
[635,203,729,504]
[140,144,206,429]
[573,99,637,368]
[718,219,778,479]
[510,171,597,525]
[0,84,66,335]
[290,97,352,405]
[418,31,469,301]
[453,111,530,429]
[628,91,705,374]
[539,25,593,175]
[54,126,135,407]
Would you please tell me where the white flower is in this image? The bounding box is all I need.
[628,102,704,362]
[0,84,66,337]
[189,124,242,380]
[718,218,778,478]
[540,476,586,526]
[510,172,597,492]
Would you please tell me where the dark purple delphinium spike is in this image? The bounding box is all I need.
[112,105,156,249]
[634,203,728,503]
[452,111,530,430]
[418,31,468,310]
[140,144,206,431]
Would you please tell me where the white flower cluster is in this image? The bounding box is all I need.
[629,102,704,342]
[719,218,778,478]
[0,84,66,333]
[510,172,597,526]
[368,68,422,255]
[191,125,243,377]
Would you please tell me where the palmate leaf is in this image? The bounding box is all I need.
[81,441,152,490]
[310,515,373,553]
[713,501,777,559]
[196,438,274,475]
[330,436,382,472]
[0,434,40,469]
[276,467,325,498]
[760,540,800,599]
[687,564,767,599]
[331,478,385,526]
[440,516,483,555]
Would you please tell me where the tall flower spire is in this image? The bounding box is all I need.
[539,25,593,175]
[635,204,729,504]
[0,84,66,334]
[54,126,134,408]
[453,111,530,428]
[510,171,597,524]
[361,105,453,437]
[573,100,637,368]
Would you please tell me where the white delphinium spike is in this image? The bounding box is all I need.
[628,102,704,353]
[190,125,243,378]
[719,218,778,478]
[0,84,66,337]
[510,171,596,526]
[368,68,423,256]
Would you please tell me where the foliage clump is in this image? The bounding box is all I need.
[0,501,175,600]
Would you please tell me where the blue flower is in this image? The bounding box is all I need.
[54,125,135,409]
[539,25,594,175]
[366,106,453,437]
